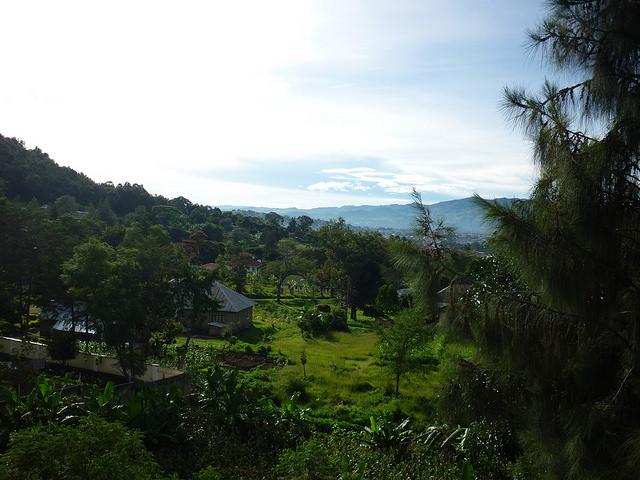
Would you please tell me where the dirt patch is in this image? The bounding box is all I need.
[214,351,277,370]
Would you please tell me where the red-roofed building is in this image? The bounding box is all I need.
[244,259,262,273]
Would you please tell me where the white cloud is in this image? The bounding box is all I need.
[0,0,545,208]
[308,181,370,193]
[323,168,377,174]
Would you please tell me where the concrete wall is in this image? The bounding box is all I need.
[0,336,183,383]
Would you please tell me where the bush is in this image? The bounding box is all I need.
[322,309,348,331]
[0,416,164,480]
[47,330,77,365]
[193,465,223,480]
[257,345,271,356]
[375,284,400,315]
[331,431,462,480]
[297,306,348,337]
[275,437,340,480]
[284,378,308,402]
[297,307,324,337]
[351,381,375,393]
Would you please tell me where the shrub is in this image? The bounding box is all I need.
[297,306,348,337]
[47,330,77,366]
[193,465,223,480]
[351,381,375,393]
[284,378,308,402]
[275,437,340,480]
[297,307,324,337]
[257,345,271,356]
[0,416,164,480]
[322,309,348,331]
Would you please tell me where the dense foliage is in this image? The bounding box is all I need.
[440,1,640,478]
[3,1,639,478]
[0,136,431,477]
[0,415,164,480]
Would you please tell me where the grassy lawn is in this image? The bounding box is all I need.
[178,298,444,426]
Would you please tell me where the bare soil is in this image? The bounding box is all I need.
[214,351,277,370]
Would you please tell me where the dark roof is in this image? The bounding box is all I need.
[53,318,96,335]
[40,302,96,335]
[210,282,257,313]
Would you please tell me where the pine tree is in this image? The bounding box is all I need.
[443,1,640,478]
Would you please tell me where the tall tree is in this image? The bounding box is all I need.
[393,191,468,313]
[264,211,283,227]
[172,262,219,368]
[262,239,314,302]
[62,240,147,378]
[442,2,640,478]
[317,220,390,320]
[225,252,255,293]
[294,215,314,239]
[121,222,177,351]
[0,195,47,328]
[375,284,400,316]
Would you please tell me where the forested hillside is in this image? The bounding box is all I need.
[0,133,172,218]
[0,124,508,479]
[0,134,103,206]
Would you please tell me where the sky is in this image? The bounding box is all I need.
[0,1,550,208]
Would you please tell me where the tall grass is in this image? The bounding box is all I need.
[180,299,445,426]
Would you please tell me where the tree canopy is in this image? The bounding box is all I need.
[315,220,389,320]
[442,1,640,478]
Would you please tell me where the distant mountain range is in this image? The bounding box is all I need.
[0,133,513,236]
[219,197,515,235]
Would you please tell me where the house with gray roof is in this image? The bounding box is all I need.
[39,302,97,340]
[178,282,257,337]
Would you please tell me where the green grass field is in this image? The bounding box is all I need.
[179,298,445,426]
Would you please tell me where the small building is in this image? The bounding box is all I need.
[244,259,262,273]
[200,262,220,271]
[178,282,257,337]
[39,302,97,341]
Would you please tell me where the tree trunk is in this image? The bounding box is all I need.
[178,334,192,370]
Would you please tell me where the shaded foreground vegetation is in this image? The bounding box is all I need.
[0,356,500,480]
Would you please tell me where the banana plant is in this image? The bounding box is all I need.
[420,424,475,480]
[191,365,256,429]
[0,374,78,447]
[123,383,184,448]
[84,381,123,421]
[267,391,309,426]
[361,416,412,452]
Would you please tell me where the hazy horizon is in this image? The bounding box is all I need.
[1,1,545,209]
